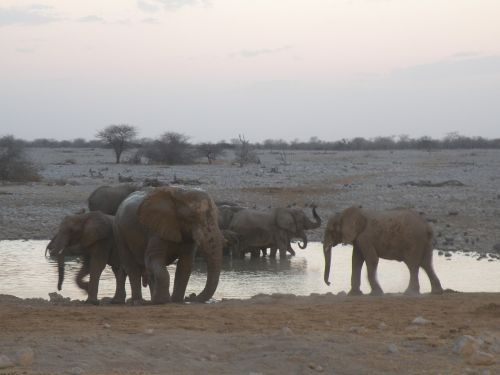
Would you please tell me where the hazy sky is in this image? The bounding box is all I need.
[1,0,499,142]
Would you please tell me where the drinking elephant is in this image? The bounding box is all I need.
[229,206,322,259]
[46,211,124,304]
[323,206,443,296]
[114,187,224,304]
[88,184,138,214]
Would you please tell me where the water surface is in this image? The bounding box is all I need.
[0,240,498,300]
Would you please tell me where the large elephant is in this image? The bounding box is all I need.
[323,206,443,296]
[114,187,224,304]
[46,211,124,304]
[229,206,321,259]
[88,184,138,214]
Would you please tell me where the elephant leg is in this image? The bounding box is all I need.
[348,246,364,296]
[171,252,194,302]
[127,267,144,304]
[111,266,127,304]
[404,262,420,295]
[364,249,383,296]
[260,248,268,257]
[75,255,90,292]
[279,247,287,259]
[269,247,278,258]
[287,243,296,256]
[421,253,443,294]
[87,253,107,305]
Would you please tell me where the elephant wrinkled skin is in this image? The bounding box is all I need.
[46,211,124,304]
[114,187,224,304]
[323,206,443,296]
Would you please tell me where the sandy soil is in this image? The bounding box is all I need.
[0,292,499,374]
[1,147,499,374]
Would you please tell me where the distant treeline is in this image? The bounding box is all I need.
[14,134,500,151]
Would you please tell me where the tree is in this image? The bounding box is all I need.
[197,142,226,164]
[232,134,259,167]
[96,124,138,164]
[141,132,195,165]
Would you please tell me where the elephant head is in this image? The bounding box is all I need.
[138,187,224,302]
[323,206,366,285]
[276,206,322,249]
[47,212,112,291]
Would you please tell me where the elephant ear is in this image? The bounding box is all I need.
[81,212,112,248]
[138,188,182,243]
[340,206,367,244]
[275,208,297,233]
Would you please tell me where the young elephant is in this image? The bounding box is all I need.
[46,211,124,304]
[323,206,443,296]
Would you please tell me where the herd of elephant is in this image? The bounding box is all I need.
[46,184,444,305]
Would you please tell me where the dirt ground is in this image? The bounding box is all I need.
[0,293,498,374]
[1,147,499,374]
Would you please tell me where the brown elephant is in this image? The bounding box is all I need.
[88,184,138,215]
[113,187,224,304]
[323,206,443,296]
[46,211,124,304]
[229,206,321,259]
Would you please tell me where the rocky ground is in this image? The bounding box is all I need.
[0,292,499,374]
[1,147,499,374]
[1,147,500,254]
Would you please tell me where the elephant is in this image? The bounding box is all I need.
[228,206,322,259]
[323,206,443,296]
[113,187,224,304]
[46,211,124,304]
[88,184,138,214]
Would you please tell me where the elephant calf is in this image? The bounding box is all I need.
[323,206,443,296]
[47,211,125,304]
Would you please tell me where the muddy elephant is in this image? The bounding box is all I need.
[323,206,443,296]
[229,206,322,259]
[46,211,124,304]
[88,184,138,214]
[114,187,224,304]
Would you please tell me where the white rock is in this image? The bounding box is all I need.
[453,335,482,357]
[0,355,14,369]
[145,328,154,335]
[412,316,432,325]
[16,347,34,366]
[308,363,324,372]
[282,326,293,336]
[69,367,84,375]
[103,323,111,329]
[337,291,347,297]
[387,344,399,354]
[466,351,496,366]
[378,322,387,330]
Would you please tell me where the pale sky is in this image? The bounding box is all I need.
[1,0,499,142]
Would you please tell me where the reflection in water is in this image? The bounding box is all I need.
[0,240,499,300]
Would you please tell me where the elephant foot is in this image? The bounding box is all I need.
[129,298,147,306]
[110,297,126,305]
[369,289,384,297]
[348,289,363,296]
[431,287,444,295]
[404,287,420,296]
[85,299,99,306]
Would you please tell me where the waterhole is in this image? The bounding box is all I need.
[0,241,498,300]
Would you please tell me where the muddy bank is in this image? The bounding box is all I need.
[0,292,499,374]
[1,148,500,255]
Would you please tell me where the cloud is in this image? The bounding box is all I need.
[0,4,60,26]
[232,45,293,59]
[77,15,105,23]
[137,0,211,12]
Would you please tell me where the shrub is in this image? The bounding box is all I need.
[0,136,40,182]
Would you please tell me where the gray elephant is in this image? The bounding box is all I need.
[88,184,138,214]
[114,187,224,304]
[323,206,443,296]
[229,206,321,259]
[46,211,124,304]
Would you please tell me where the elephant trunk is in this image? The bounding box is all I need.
[305,206,322,230]
[323,232,333,286]
[57,252,65,291]
[193,230,223,303]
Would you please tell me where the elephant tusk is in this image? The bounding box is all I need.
[57,248,64,255]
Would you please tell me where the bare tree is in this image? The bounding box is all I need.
[233,134,259,167]
[96,124,138,164]
[197,142,226,164]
